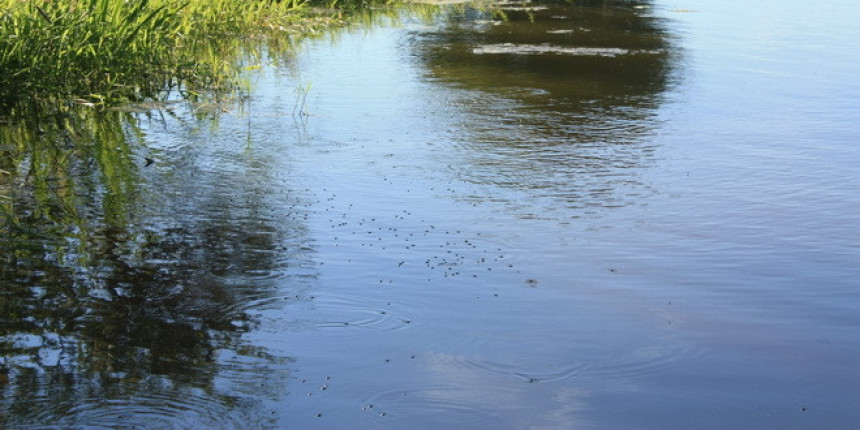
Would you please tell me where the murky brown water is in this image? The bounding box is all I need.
[3,0,860,428]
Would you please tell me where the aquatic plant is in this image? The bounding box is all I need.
[0,0,187,110]
[0,0,351,114]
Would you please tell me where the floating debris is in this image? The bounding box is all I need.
[498,6,549,11]
[472,43,659,57]
[407,0,472,4]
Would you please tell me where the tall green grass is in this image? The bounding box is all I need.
[1,0,181,110]
[0,0,326,114]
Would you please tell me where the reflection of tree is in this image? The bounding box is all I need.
[0,108,309,426]
[421,0,672,94]
[414,0,678,212]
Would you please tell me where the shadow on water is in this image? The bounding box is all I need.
[411,0,678,215]
[0,105,314,427]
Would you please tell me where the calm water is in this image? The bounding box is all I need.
[2,0,860,428]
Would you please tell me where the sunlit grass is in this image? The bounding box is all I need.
[0,0,374,114]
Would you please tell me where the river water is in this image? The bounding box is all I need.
[2,0,860,428]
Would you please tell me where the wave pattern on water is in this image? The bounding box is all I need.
[16,385,271,430]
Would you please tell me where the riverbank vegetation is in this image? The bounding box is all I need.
[0,0,376,115]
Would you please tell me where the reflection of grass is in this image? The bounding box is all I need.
[0,0,382,114]
[0,110,247,422]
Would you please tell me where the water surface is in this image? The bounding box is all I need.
[2,0,860,428]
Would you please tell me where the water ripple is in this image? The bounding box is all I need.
[14,377,273,429]
[311,294,416,332]
[424,352,587,385]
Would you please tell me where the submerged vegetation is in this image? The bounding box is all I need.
[0,0,379,114]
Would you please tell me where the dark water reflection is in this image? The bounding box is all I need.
[1,108,314,427]
[412,0,676,212]
[421,0,672,96]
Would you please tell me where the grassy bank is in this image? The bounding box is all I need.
[0,0,361,114]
